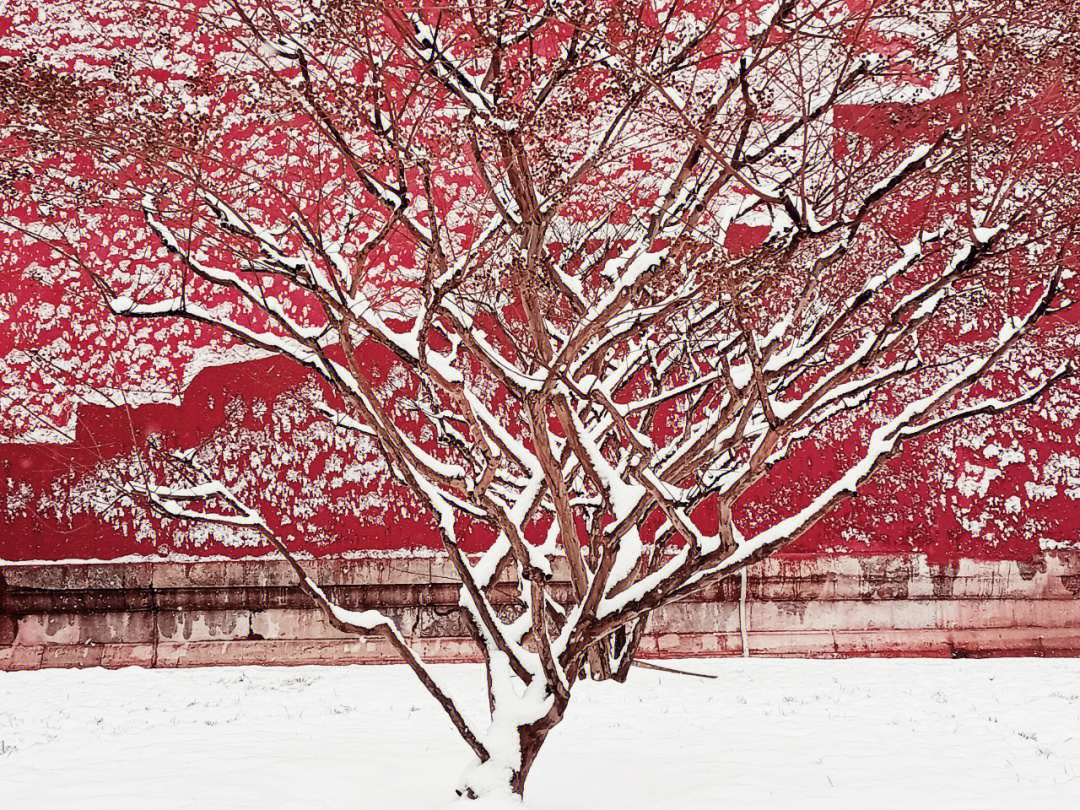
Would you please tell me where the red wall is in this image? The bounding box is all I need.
[3,344,1079,563]
[3,0,1080,564]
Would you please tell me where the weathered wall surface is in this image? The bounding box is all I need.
[4,351,1080,565]
[4,1,1080,568]
[5,553,1080,671]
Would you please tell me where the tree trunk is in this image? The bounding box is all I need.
[509,720,554,797]
[458,706,564,801]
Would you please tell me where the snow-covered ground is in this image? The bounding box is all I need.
[2,659,1079,809]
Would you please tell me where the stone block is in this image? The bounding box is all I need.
[42,644,104,668]
[15,611,154,646]
[99,643,156,668]
[0,645,44,670]
[156,609,251,643]
[0,613,16,645]
[250,607,355,640]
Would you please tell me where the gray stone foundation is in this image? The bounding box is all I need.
[3,553,1080,670]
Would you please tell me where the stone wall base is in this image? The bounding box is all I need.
[3,553,1079,670]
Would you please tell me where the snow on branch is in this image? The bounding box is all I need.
[13,0,1080,796]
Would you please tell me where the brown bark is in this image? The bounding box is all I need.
[511,708,564,798]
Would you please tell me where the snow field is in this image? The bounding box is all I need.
[2,658,1079,809]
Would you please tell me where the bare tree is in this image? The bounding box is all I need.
[3,0,1080,799]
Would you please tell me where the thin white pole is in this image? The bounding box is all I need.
[739,567,750,658]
